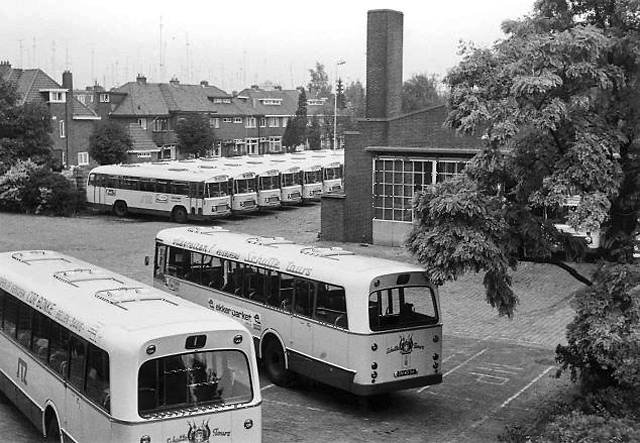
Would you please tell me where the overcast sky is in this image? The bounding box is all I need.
[3,0,535,92]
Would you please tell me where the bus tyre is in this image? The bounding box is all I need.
[263,339,291,387]
[45,413,62,442]
[172,206,188,223]
[113,200,128,217]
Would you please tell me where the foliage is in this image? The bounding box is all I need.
[0,159,84,216]
[556,263,640,390]
[345,80,365,119]
[307,115,322,150]
[408,0,640,316]
[401,73,447,113]
[88,121,132,165]
[282,117,297,149]
[175,114,215,158]
[283,87,308,151]
[0,78,54,173]
[307,62,331,99]
[536,410,640,443]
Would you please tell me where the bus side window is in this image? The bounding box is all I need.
[279,274,294,312]
[315,284,347,328]
[16,300,32,347]
[185,252,204,285]
[48,322,70,377]
[68,334,87,390]
[86,344,110,412]
[293,279,314,318]
[202,255,223,289]
[2,293,18,338]
[31,311,51,362]
[168,248,189,278]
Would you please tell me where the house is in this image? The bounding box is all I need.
[0,61,101,168]
[105,76,300,159]
[320,9,483,247]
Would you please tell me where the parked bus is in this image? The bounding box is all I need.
[0,250,261,443]
[86,163,232,222]
[545,196,601,249]
[267,159,303,205]
[153,226,443,396]
[212,162,259,214]
[240,158,282,209]
[286,156,323,202]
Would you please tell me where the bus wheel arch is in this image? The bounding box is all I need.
[172,206,188,223]
[44,405,62,442]
[261,333,292,387]
[112,200,128,217]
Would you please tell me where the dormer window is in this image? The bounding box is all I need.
[99,93,110,103]
[259,98,282,105]
[49,91,65,103]
[213,98,223,104]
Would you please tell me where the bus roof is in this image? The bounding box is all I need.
[89,163,229,182]
[155,227,426,285]
[0,250,245,349]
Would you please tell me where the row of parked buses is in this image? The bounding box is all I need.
[0,227,443,442]
[85,150,344,223]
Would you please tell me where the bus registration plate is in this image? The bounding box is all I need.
[394,368,417,378]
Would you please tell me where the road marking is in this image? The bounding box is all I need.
[471,365,555,428]
[417,348,488,393]
[498,365,555,409]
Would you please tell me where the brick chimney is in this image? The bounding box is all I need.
[169,77,180,85]
[365,9,403,119]
[62,70,73,90]
[136,74,147,85]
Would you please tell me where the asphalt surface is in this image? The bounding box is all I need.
[0,205,591,442]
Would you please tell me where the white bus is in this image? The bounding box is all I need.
[267,159,303,205]
[0,250,261,443]
[240,158,282,210]
[86,163,232,222]
[286,156,323,202]
[215,162,260,214]
[153,227,443,396]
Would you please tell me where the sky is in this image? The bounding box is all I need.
[3,0,536,93]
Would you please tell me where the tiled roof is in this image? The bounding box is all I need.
[126,123,159,152]
[235,87,299,116]
[111,81,301,118]
[2,67,99,120]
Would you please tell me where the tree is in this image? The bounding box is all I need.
[308,115,322,150]
[401,73,447,113]
[282,117,297,151]
[307,62,331,99]
[0,78,54,173]
[408,0,640,317]
[175,114,215,158]
[289,87,308,151]
[345,80,366,121]
[88,121,132,165]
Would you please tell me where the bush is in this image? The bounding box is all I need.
[536,410,640,443]
[555,263,640,391]
[0,159,85,216]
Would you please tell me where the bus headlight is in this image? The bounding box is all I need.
[371,343,378,351]
[140,436,151,443]
[244,419,254,429]
[433,362,439,369]
[433,335,439,343]
[371,362,378,370]
[585,235,593,244]
[433,353,439,360]
[371,371,378,379]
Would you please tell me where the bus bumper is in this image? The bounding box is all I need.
[351,373,443,396]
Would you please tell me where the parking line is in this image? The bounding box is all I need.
[417,348,488,393]
[471,365,555,428]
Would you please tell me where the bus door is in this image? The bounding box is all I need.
[289,279,315,358]
[90,174,107,206]
[190,182,204,217]
[64,335,87,442]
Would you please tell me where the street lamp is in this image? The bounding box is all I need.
[333,60,346,150]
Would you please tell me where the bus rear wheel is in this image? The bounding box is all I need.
[113,200,128,217]
[263,338,291,387]
[172,206,188,223]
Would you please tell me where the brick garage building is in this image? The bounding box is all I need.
[321,9,482,246]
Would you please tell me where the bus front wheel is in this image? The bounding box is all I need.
[172,206,188,223]
[45,411,62,442]
[113,200,128,217]
[263,338,291,386]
